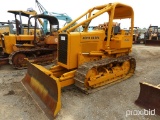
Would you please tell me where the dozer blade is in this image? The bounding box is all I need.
[22,62,61,119]
[145,40,160,46]
[135,82,160,115]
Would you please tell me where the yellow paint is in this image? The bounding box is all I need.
[30,77,48,97]
[3,35,16,54]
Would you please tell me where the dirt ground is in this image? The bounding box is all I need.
[1,44,160,120]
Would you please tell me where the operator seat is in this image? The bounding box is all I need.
[113,23,121,35]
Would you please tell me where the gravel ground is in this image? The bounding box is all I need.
[0,44,160,120]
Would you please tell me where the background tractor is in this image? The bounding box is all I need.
[0,14,59,69]
[144,25,160,46]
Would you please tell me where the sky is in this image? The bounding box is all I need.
[0,0,159,29]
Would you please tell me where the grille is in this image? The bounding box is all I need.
[58,34,68,64]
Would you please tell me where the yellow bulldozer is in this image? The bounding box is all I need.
[22,2,136,119]
[0,9,45,66]
[0,10,41,50]
[0,14,59,69]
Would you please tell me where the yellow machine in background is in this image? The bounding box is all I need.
[0,14,59,68]
[22,2,136,119]
[0,21,16,36]
[131,27,140,43]
[0,9,44,65]
[0,10,42,52]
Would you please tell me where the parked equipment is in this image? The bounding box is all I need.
[0,21,15,51]
[0,10,52,66]
[0,9,43,52]
[130,27,140,43]
[135,82,160,115]
[127,27,145,44]
[0,10,41,46]
[0,21,16,35]
[132,27,145,44]
[0,14,59,68]
[22,2,136,119]
[145,25,160,46]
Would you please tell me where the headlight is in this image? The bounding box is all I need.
[61,36,65,41]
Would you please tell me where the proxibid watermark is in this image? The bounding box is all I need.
[126,109,155,117]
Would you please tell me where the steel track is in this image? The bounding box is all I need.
[74,55,136,94]
[8,48,56,69]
